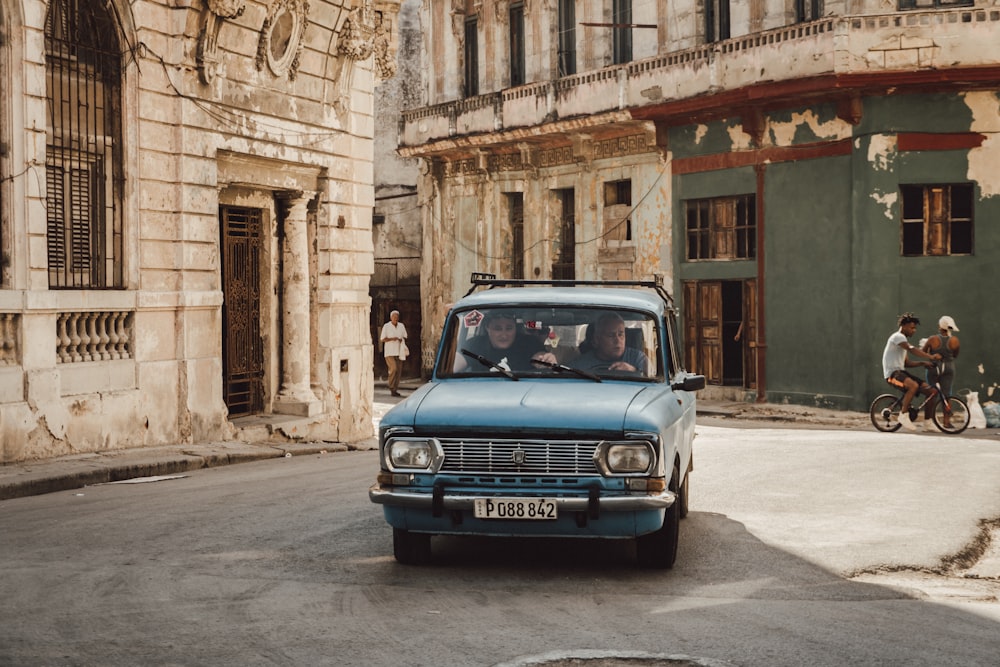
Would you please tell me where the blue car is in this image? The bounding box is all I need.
[369,274,706,567]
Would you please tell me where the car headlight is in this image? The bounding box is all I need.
[595,441,655,475]
[385,438,443,471]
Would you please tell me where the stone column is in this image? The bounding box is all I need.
[274,192,322,417]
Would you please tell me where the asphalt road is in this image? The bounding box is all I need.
[1,421,999,666]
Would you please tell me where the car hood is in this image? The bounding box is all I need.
[381,380,681,436]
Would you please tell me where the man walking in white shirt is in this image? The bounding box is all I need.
[380,310,407,397]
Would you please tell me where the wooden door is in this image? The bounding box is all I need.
[220,206,265,417]
[684,280,722,384]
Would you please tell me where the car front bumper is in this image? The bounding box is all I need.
[368,484,676,511]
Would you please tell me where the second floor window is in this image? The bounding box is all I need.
[464,17,479,97]
[45,0,124,289]
[558,0,576,76]
[705,0,731,44]
[795,0,823,22]
[899,0,972,8]
[612,0,632,65]
[686,195,756,260]
[901,184,973,256]
[510,3,525,87]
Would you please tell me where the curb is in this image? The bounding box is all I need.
[0,441,348,502]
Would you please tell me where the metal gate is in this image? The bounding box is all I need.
[371,257,422,381]
[221,206,265,417]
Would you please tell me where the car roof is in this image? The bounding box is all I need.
[452,286,668,316]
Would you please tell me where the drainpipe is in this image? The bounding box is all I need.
[755,163,767,403]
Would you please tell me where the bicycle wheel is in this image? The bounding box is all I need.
[932,396,970,434]
[870,394,903,432]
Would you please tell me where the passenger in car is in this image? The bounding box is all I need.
[453,312,557,372]
[572,312,650,375]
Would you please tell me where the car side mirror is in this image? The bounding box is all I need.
[672,374,706,392]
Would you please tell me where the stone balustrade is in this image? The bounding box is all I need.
[56,311,133,364]
[399,9,1000,152]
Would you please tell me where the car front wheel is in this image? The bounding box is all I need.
[393,528,431,565]
[636,470,680,569]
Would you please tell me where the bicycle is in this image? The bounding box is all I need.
[869,366,970,434]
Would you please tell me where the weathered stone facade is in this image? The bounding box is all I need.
[399,0,1000,411]
[0,0,401,462]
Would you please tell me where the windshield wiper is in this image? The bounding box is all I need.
[460,349,519,380]
[528,358,602,382]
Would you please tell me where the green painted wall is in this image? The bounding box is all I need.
[671,93,1000,412]
[764,155,854,406]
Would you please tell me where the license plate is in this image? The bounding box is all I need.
[473,497,558,520]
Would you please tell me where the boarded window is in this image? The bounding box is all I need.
[603,180,632,242]
[901,184,973,257]
[685,195,755,260]
[45,0,124,289]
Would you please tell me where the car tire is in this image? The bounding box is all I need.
[677,470,690,519]
[636,470,680,569]
[393,528,431,565]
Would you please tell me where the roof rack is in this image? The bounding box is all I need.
[464,272,675,306]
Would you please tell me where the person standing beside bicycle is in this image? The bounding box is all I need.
[882,313,942,431]
[922,315,960,397]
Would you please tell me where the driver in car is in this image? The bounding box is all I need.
[572,312,650,375]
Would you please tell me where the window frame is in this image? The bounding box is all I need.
[464,16,479,98]
[509,2,525,87]
[684,194,756,261]
[900,183,974,257]
[612,0,633,65]
[44,0,125,290]
[557,0,576,77]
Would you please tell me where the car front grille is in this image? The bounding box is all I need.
[438,438,601,475]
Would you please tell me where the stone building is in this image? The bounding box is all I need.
[0,0,400,463]
[398,0,1000,410]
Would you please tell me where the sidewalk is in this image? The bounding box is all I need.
[2,385,993,502]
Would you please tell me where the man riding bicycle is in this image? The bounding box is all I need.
[882,312,942,431]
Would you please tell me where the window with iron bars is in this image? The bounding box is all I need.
[45,0,124,289]
[685,195,756,260]
[901,184,973,256]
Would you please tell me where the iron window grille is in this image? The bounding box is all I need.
[45,0,124,289]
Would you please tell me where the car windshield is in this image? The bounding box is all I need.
[437,306,662,380]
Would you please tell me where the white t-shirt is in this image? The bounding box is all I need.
[380,321,407,358]
[882,330,908,379]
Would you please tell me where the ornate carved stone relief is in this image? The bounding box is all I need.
[330,0,399,111]
[256,0,310,80]
[197,0,247,84]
